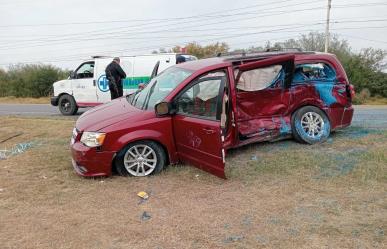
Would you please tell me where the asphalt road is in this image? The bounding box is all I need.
[0,104,386,128]
[0,104,88,117]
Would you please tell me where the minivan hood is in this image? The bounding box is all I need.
[76,97,143,132]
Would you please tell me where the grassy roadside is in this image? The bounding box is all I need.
[1,96,387,105]
[0,116,386,249]
[361,96,387,105]
[0,96,50,104]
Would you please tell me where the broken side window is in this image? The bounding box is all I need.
[293,63,336,83]
[236,65,283,91]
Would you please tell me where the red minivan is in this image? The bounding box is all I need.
[71,51,355,178]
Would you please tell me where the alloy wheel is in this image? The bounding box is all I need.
[123,144,158,176]
[300,111,325,138]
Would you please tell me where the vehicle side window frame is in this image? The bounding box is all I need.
[235,58,294,90]
[74,61,95,79]
[172,69,228,121]
[292,61,337,85]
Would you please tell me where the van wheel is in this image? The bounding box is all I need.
[291,106,330,144]
[115,141,166,177]
[58,94,78,115]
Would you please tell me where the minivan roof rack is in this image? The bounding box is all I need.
[216,48,305,58]
[265,47,303,52]
[219,50,314,62]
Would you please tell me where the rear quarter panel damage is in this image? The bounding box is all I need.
[234,54,352,145]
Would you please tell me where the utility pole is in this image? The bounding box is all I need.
[324,0,332,53]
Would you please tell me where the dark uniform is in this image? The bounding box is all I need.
[105,60,127,100]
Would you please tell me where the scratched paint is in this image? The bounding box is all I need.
[279,117,291,135]
[187,130,202,148]
[314,82,337,106]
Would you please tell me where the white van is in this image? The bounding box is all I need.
[51,53,197,115]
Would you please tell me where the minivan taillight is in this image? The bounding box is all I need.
[346,84,355,99]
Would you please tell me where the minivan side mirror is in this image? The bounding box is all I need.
[69,71,76,79]
[155,102,171,116]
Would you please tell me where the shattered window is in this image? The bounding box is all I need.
[293,63,336,82]
[236,65,282,91]
[176,77,222,120]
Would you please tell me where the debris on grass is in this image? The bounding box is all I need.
[375,228,384,237]
[352,229,360,237]
[242,215,252,226]
[315,148,368,178]
[286,227,300,237]
[0,132,23,144]
[137,191,149,200]
[338,127,382,139]
[255,235,268,245]
[224,235,244,243]
[0,141,40,160]
[250,155,258,161]
[141,211,151,221]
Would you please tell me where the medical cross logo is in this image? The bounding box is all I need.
[97,74,109,92]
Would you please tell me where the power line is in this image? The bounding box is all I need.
[340,34,387,44]
[0,0,304,28]
[3,23,386,65]
[0,1,332,50]
[2,0,385,50]
[3,0,385,49]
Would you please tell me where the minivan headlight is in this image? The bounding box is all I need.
[80,132,106,147]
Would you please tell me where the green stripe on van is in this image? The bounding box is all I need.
[123,76,151,89]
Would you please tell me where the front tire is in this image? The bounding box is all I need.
[58,94,78,115]
[115,141,166,177]
[291,106,331,144]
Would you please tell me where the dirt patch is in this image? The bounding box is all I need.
[0,117,386,249]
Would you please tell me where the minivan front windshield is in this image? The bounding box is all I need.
[129,66,193,110]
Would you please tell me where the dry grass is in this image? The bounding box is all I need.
[364,97,387,105]
[0,117,386,249]
[0,97,50,104]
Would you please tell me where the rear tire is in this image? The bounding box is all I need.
[58,94,78,115]
[291,106,331,144]
[115,141,166,177]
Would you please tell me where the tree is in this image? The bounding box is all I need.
[171,42,229,58]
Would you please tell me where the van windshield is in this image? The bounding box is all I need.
[129,66,193,110]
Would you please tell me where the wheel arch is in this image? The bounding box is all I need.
[290,102,331,124]
[58,92,78,106]
[112,136,172,167]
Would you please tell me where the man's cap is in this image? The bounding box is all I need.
[113,57,120,62]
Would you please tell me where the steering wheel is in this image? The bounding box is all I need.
[83,70,92,75]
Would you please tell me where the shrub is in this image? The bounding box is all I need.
[353,88,371,104]
[0,64,67,98]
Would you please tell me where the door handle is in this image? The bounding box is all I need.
[93,80,96,86]
[203,128,215,134]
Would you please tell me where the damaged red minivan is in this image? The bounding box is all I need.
[71,51,355,178]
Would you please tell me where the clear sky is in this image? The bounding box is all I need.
[0,0,386,70]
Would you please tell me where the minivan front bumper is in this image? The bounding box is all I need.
[71,142,115,177]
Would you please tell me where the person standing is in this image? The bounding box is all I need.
[105,57,127,100]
